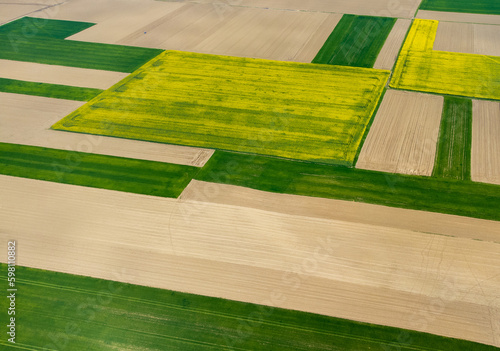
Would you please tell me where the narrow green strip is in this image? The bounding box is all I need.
[419,0,500,15]
[0,264,497,350]
[432,97,472,180]
[0,143,198,198]
[312,15,396,68]
[0,17,95,39]
[196,151,500,221]
[0,78,103,101]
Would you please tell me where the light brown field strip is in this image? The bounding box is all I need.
[433,22,500,57]
[356,90,444,176]
[0,60,129,90]
[417,10,500,25]
[373,19,411,70]
[1,175,499,347]
[0,92,213,167]
[0,3,44,25]
[471,100,500,185]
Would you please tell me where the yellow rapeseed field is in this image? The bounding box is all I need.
[52,51,389,165]
[391,19,500,100]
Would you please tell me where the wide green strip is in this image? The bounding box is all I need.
[419,0,500,15]
[0,143,197,198]
[0,18,163,73]
[0,77,103,101]
[433,97,472,180]
[0,17,95,39]
[196,151,500,222]
[312,15,396,68]
[1,265,497,350]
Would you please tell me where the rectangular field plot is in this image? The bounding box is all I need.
[390,19,500,100]
[472,100,500,185]
[419,0,500,15]
[356,90,443,176]
[52,51,389,165]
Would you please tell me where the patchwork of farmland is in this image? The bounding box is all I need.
[52,50,389,166]
[390,19,500,100]
[1,1,500,350]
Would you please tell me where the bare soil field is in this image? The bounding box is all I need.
[471,100,500,185]
[0,175,499,347]
[433,22,500,57]
[373,19,412,70]
[0,92,213,167]
[0,3,44,25]
[356,90,444,176]
[0,59,128,89]
[417,10,500,25]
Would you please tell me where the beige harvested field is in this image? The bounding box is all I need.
[417,10,500,25]
[471,100,500,185]
[373,19,412,70]
[0,3,44,25]
[433,22,500,57]
[0,175,499,347]
[356,90,444,176]
[186,0,421,18]
[0,92,213,167]
[64,2,342,62]
[0,59,128,89]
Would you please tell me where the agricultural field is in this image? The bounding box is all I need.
[471,100,500,185]
[432,97,472,180]
[0,264,497,351]
[1,1,500,350]
[52,50,389,166]
[312,15,396,68]
[390,19,500,100]
[356,89,444,176]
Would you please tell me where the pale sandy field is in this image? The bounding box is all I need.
[0,176,499,347]
[434,22,500,57]
[373,19,412,70]
[356,90,444,176]
[0,92,213,167]
[471,100,500,185]
[417,10,500,25]
[64,2,341,62]
[0,3,45,25]
[0,59,128,89]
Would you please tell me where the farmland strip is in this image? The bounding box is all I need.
[0,264,496,351]
[0,142,197,198]
[0,77,103,101]
[312,15,396,68]
[419,0,500,15]
[196,151,500,222]
[433,97,472,180]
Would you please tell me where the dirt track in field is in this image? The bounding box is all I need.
[434,22,500,57]
[0,59,128,89]
[417,10,500,25]
[0,92,213,167]
[471,100,500,185]
[373,19,412,70]
[0,176,499,347]
[356,90,444,176]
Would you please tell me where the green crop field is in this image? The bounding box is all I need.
[0,143,197,198]
[312,15,396,68]
[0,78,102,101]
[433,97,472,180]
[419,0,500,15]
[0,18,163,72]
[196,151,500,222]
[52,50,389,166]
[1,264,497,351]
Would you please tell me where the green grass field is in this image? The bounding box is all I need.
[0,78,102,101]
[0,18,163,72]
[433,97,472,180]
[312,15,396,68]
[0,143,197,198]
[196,151,500,222]
[52,50,389,166]
[419,0,500,15]
[1,264,497,351]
